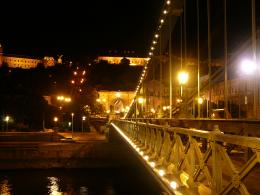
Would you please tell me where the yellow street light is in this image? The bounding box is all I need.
[5,116,10,131]
[53,117,58,122]
[5,116,10,122]
[178,71,189,85]
[65,97,71,102]
[198,97,203,104]
[138,97,144,104]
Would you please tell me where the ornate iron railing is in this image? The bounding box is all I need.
[111,119,260,195]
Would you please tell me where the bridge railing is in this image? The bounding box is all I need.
[111,119,260,195]
[128,118,260,137]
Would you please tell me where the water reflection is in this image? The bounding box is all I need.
[0,179,11,195]
[79,186,88,195]
[47,177,61,195]
[0,168,163,195]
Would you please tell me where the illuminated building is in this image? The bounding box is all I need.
[97,91,135,114]
[0,44,57,69]
[97,56,150,66]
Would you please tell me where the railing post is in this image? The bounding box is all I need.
[211,125,222,194]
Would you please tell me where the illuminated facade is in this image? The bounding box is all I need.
[0,44,56,69]
[97,56,150,66]
[3,56,41,69]
[97,91,135,114]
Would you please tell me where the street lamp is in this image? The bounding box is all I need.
[178,71,189,97]
[5,116,9,131]
[82,116,86,132]
[53,117,58,130]
[240,59,257,75]
[138,97,144,117]
[240,59,257,118]
[177,72,189,117]
[71,113,74,139]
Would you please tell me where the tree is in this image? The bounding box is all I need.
[120,57,130,66]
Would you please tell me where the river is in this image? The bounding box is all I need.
[0,167,164,195]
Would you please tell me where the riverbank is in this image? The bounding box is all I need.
[0,128,137,169]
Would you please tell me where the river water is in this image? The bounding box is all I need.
[0,167,164,195]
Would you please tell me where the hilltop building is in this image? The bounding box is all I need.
[0,44,57,69]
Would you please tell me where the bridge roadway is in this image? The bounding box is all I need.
[111,119,260,195]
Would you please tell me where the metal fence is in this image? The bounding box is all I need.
[112,119,260,195]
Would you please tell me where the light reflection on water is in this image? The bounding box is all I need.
[0,179,11,195]
[0,168,162,195]
[47,177,61,195]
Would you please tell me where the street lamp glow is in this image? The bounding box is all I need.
[178,71,189,85]
[5,116,10,122]
[82,116,86,121]
[138,97,144,104]
[65,97,71,102]
[163,10,167,14]
[166,0,171,5]
[170,181,178,190]
[198,97,203,104]
[155,34,159,38]
[53,117,58,122]
[241,59,257,75]
[160,19,164,23]
[158,169,165,177]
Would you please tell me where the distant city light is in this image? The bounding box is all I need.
[5,116,10,122]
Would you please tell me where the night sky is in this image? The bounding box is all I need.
[0,0,162,62]
[0,0,259,63]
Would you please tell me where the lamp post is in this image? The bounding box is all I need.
[178,72,189,117]
[138,97,144,117]
[198,97,203,118]
[82,116,86,132]
[71,113,74,139]
[53,117,58,130]
[240,59,257,118]
[178,72,189,97]
[5,116,9,131]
